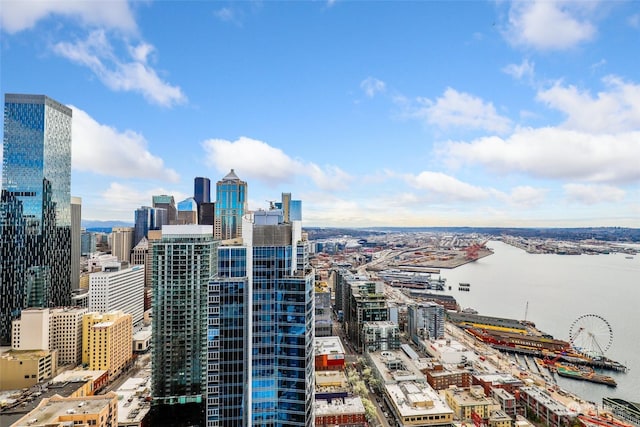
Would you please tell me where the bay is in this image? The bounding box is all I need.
[438,240,640,402]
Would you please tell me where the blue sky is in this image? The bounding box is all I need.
[1,1,639,227]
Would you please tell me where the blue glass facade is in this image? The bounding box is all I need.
[1,94,72,344]
[214,169,247,240]
[208,212,314,427]
[194,177,211,206]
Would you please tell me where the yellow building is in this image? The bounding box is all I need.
[11,392,118,427]
[0,349,57,391]
[444,385,500,421]
[82,311,133,381]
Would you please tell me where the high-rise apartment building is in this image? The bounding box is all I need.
[71,196,82,290]
[208,195,314,427]
[89,264,145,326]
[151,225,217,406]
[194,177,211,206]
[407,302,445,342]
[110,226,134,263]
[214,169,247,240]
[0,93,72,345]
[82,310,133,380]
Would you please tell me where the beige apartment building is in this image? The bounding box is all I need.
[82,311,133,381]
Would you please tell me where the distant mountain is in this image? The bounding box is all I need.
[81,220,133,232]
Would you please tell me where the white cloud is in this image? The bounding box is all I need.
[201,136,352,191]
[442,127,640,184]
[629,13,640,29]
[537,76,640,133]
[505,1,596,50]
[505,186,548,208]
[360,77,386,98]
[0,0,137,34]
[86,182,189,221]
[54,30,186,107]
[503,59,535,81]
[564,183,626,205]
[406,171,490,202]
[71,106,179,182]
[413,88,511,133]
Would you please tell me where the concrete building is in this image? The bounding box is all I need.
[385,381,454,427]
[11,392,118,427]
[443,385,500,421]
[518,387,574,427]
[89,265,145,326]
[0,349,56,390]
[11,307,88,366]
[152,194,177,224]
[50,307,88,366]
[71,196,82,290]
[177,197,198,224]
[115,375,152,427]
[423,338,474,365]
[491,388,518,420]
[344,280,388,351]
[315,283,333,337]
[110,227,135,263]
[472,373,524,396]
[11,308,50,351]
[82,311,133,381]
[362,321,401,352]
[315,336,346,371]
[408,302,445,344]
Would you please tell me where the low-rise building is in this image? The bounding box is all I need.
[491,388,518,419]
[423,362,472,390]
[473,372,524,395]
[0,350,56,391]
[443,385,500,421]
[315,336,346,371]
[11,392,118,427]
[423,338,474,365]
[51,369,109,397]
[315,396,367,427]
[115,372,151,427]
[385,381,454,427]
[517,387,574,427]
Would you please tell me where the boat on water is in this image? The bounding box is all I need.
[554,362,617,387]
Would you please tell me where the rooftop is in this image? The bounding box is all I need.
[12,393,117,426]
[314,336,345,356]
[315,396,366,417]
[385,381,453,418]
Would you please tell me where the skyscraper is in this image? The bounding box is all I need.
[214,169,247,241]
[152,225,218,406]
[71,197,81,290]
[110,226,134,262]
[133,206,152,247]
[194,177,211,207]
[208,194,314,427]
[1,94,72,345]
[152,194,177,224]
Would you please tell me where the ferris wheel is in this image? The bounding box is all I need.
[569,314,614,359]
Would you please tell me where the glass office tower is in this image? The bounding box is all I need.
[1,94,72,345]
[208,197,314,427]
[151,225,217,405]
[214,169,247,240]
[194,177,211,206]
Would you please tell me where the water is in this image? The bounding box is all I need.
[438,240,640,402]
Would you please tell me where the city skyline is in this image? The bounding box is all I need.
[1,1,639,227]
